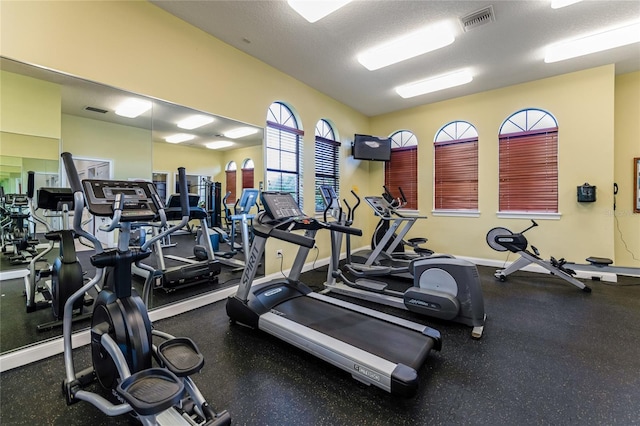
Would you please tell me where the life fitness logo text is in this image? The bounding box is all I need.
[264,288,283,297]
[354,364,380,382]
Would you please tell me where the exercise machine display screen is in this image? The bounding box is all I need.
[260,192,304,220]
[82,179,159,220]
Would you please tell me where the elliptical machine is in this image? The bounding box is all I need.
[60,152,230,425]
[321,185,486,339]
[25,171,94,331]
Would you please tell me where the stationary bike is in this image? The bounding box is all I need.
[60,152,230,425]
[321,186,486,338]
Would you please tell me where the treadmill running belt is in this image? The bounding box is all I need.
[273,296,434,370]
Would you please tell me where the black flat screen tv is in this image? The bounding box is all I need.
[352,134,391,161]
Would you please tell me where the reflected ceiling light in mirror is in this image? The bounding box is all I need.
[550,0,582,9]
[395,69,473,98]
[165,133,195,144]
[287,0,352,23]
[177,115,214,130]
[544,20,640,63]
[205,141,234,150]
[114,98,152,118]
[223,127,259,139]
[357,22,455,71]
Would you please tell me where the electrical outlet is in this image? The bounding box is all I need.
[276,249,283,258]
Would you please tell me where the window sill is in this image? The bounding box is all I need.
[432,210,480,218]
[497,211,562,220]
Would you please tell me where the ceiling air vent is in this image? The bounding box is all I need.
[85,106,108,114]
[460,5,495,32]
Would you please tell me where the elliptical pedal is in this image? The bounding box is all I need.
[117,368,185,416]
[157,337,205,377]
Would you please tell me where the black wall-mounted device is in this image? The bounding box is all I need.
[577,183,596,203]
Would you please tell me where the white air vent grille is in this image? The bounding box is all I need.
[460,5,495,32]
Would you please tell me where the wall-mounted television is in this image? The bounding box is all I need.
[352,134,392,161]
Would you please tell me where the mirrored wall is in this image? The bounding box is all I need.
[0,57,264,354]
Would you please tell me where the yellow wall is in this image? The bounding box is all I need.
[370,66,633,266]
[0,70,61,139]
[2,1,637,270]
[613,72,640,267]
[61,114,153,180]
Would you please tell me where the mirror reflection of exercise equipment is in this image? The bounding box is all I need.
[25,173,96,332]
[60,152,231,425]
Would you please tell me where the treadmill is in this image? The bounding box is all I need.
[226,191,442,397]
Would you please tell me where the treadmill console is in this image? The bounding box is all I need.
[260,192,304,221]
[82,179,159,221]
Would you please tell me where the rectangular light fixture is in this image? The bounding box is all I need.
[395,69,473,99]
[223,127,259,139]
[550,0,582,9]
[205,141,234,150]
[287,0,352,23]
[544,20,640,63]
[358,22,455,71]
[165,133,195,144]
[177,115,214,130]
[114,99,152,118]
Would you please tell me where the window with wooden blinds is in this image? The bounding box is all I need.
[499,129,558,212]
[385,146,418,209]
[434,138,478,210]
[315,119,340,212]
[241,168,254,189]
[385,130,418,210]
[266,102,304,207]
[225,170,237,203]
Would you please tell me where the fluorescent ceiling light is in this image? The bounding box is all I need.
[165,133,195,144]
[223,127,259,139]
[205,141,234,150]
[544,20,640,63]
[287,0,352,23]
[177,115,214,130]
[357,22,455,71]
[550,0,582,9]
[395,69,473,99]
[114,99,152,118]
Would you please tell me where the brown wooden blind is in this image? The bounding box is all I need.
[225,170,237,203]
[242,167,254,189]
[434,138,478,210]
[499,128,558,212]
[385,146,417,209]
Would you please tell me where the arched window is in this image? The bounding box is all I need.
[266,102,304,206]
[385,130,418,209]
[434,121,478,211]
[241,158,254,189]
[225,161,237,203]
[499,108,558,213]
[314,119,340,212]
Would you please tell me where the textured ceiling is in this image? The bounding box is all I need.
[151,0,640,116]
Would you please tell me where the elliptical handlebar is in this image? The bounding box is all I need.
[27,171,35,199]
[346,190,360,224]
[61,152,103,253]
[140,167,189,252]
